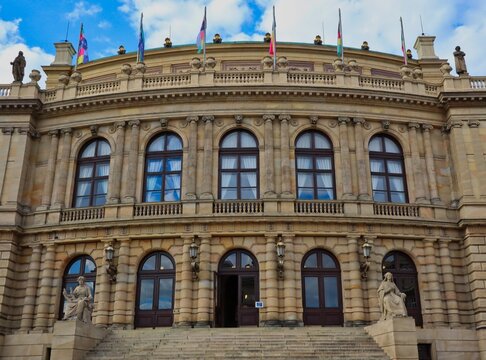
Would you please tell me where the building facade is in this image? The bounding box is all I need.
[0,35,485,359]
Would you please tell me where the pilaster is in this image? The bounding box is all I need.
[19,244,43,332]
[263,234,279,325]
[184,116,199,200]
[279,114,292,198]
[200,115,214,200]
[107,121,126,204]
[353,118,370,200]
[52,128,73,208]
[195,235,211,327]
[39,130,60,209]
[408,122,427,203]
[263,115,276,198]
[122,120,140,203]
[421,125,441,204]
[338,117,354,199]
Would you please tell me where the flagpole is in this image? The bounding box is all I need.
[339,9,343,62]
[203,6,207,68]
[75,23,82,71]
[400,16,407,66]
[272,6,276,71]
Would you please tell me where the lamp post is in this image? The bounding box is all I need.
[104,243,117,282]
[190,236,200,280]
[360,239,372,280]
[276,234,286,279]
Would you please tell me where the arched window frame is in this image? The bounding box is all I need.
[382,251,423,326]
[143,132,183,202]
[59,255,97,320]
[218,130,259,200]
[73,138,111,208]
[295,131,335,200]
[368,134,408,203]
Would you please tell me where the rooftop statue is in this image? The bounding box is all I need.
[453,46,468,75]
[378,272,408,321]
[11,51,26,83]
[62,276,93,323]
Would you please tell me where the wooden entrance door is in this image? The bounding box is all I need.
[216,249,259,327]
[302,249,343,326]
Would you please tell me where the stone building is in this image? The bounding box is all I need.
[0,34,485,359]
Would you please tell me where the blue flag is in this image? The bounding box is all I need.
[138,13,145,62]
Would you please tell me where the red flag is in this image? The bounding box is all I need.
[269,6,276,60]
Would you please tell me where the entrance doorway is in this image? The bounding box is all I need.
[215,249,259,327]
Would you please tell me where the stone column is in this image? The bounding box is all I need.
[353,118,370,200]
[40,130,60,209]
[347,236,366,325]
[195,235,211,327]
[263,115,276,198]
[447,120,474,198]
[438,240,460,327]
[338,117,354,199]
[423,238,446,326]
[364,236,380,322]
[200,116,214,199]
[282,234,298,325]
[422,125,441,204]
[33,244,56,331]
[19,244,43,332]
[263,234,279,325]
[107,121,126,204]
[408,122,426,203]
[279,114,292,197]
[122,120,140,203]
[467,120,486,197]
[113,238,130,327]
[184,116,199,199]
[94,241,113,327]
[52,128,73,208]
[178,236,194,326]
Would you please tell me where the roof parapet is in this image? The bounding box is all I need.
[413,36,439,60]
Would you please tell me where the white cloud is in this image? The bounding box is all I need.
[98,20,112,29]
[66,1,102,21]
[0,18,54,88]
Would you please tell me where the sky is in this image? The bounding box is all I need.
[1,0,485,88]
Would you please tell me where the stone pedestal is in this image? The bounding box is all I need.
[365,317,418,360]
[51,320,106,360]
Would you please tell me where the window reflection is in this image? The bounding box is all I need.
[304,277,319,308]
[222,253,237,268]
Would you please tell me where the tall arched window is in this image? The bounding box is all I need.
[144,133,183,202]
[59,255,96,319]
[382,251,422,326]
[295,131,335,200]
[74,139,111,207]
[369,134,407,203]
[219,130,259,200]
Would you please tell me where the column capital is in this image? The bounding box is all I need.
[186,115,199,123]
[1,127,14,135]
[468,119,480,128]
[61,127,73,135]
[278,114,291,122]
[48,129,60,137]
[128,120,140,127]
[338,117,350,125]
[422,124,433,131]
[346,235,361,242]
[446,119,463,130]
[423,237,439,244]
[114,121,126,130]
[408,122,420,130]
[263,114,275,122]
[201,115,214,123]
[352,117,366,126]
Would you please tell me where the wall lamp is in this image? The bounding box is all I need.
[190,236,200,280]
[276,234,286,279]
[104,243,117,282]
[360,239,373,280]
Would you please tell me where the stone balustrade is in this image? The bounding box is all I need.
[0,84,11,96]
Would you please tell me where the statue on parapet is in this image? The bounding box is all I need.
[11,51,26,83]
[377,272,408,321]
[62,276,93,323]
[453,46,468,76]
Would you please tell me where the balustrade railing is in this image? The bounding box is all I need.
[134,202,182,217]
[43,89,57,102]
[143,74,191,88]
[60,207,105,222]
[214,72,264,84]
[213,201,264,214]
[77,80,121,97]
[373,203,419,217]
[359,76,404,91]
[470,77,486,89]
[287,72,337,85]
[0,85,11,97]
[294,201,344,214]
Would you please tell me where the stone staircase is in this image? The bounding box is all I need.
[85,327,389,359]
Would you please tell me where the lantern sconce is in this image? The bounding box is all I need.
[360,239,373,280]
[190,236,200,280]
[276,234,286,279]
[104,242,117,282]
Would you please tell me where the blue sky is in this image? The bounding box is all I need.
[1,0,485,87]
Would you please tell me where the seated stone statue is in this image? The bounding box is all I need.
[377,272,407,321]
[62,276,93,323]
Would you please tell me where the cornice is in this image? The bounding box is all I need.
[0,98,43,114]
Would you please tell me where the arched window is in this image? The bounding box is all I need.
[135,252,175,328]
[382,251,422,326]
[301,249,343,326]
[369,135,407,203]
[59,255,96,319]
[295,131,335,200]
[144,133,183,202]
[219,130,259,200]
[74,138,110,207]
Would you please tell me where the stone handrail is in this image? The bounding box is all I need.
[60,207,105,222]
[214,71,264,84]
[77,80,121,97]
[213,200,264,214]
[359,76,404,91]
[134,202,182,216]
[287,72,336,85]
[470,77,486,89]
[143,73,191,88]
[294,200,344,214]
[373,203,419,217]
[0,85,11,97]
